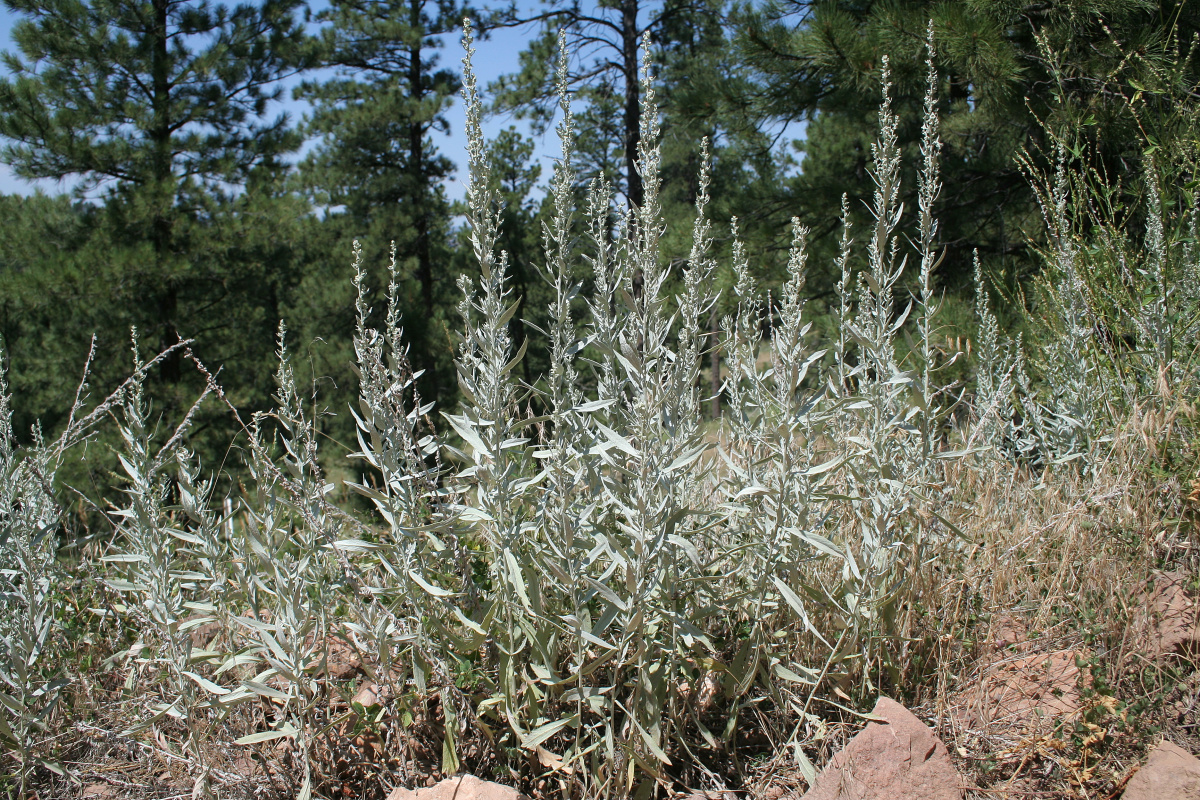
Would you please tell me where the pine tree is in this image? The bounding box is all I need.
[734,0,1200,293]
[294,0,467,399]
[654,0,792,416]
[495,0,791,414]
[296,0,466,319]
[491,0,716,208]
[0,0,310,414]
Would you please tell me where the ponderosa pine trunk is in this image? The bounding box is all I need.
[409,0,434,321]
[621,0,643,210]
[151,0,180,380]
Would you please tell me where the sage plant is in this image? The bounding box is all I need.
[0,348,67,795]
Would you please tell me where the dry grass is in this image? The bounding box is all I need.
[729,408,1197,800]
[916,417,1198,799]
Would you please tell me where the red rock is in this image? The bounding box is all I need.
[352,681,379,708]
[800,697,969,800]
[386,775,529,800]
[956,649,1082,732]
[1147,572,1200,660]
[991,615,1032,652]
[322,636,363,680]
[1122,741,1200,800]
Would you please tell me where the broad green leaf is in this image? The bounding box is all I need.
[241,680,290,701]
[772,577,832,647]
[773,664,815,685]
[103,578,147,592]
[453,606,486,636]
[444,414,491,459]
[442,688,460,774]
[584,578,627,611]
[101,555,149,564]
[504,549,532,610]
[182,671,229,696]
[409,570,453,597]
[236,725,297,745]
[330,538,380,552]
[666,443,708,473]
[521,714,578,750]
[803,456,843,476]
[167,528,207,546]
[596,422,639,457]
[794,744,817,785]
[634,720,671,765]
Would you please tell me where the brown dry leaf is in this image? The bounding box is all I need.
[535,745,573,774]
[696,671,721,713]
[1079,721,1105,749]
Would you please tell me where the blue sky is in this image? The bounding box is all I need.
[0,2,552,200]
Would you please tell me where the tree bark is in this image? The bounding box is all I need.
[621,0,643,210]
[151,0,180,379]
[409,0,434,320]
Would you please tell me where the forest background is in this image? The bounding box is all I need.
[0,0,1197,488]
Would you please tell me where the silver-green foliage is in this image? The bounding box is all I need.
[1,338,181,794]
[0,348,67,794]
[8,21,1001,797]
[103,337,236,797]
[992,30,1200,471]
[408,23,963,793]
[1008,130,1200,472]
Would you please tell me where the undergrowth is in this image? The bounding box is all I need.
[2,19,1198,800]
